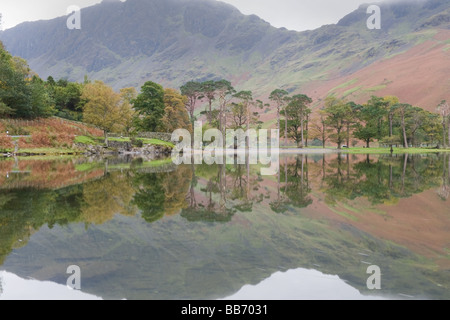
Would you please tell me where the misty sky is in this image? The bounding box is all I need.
[0,0,386,31]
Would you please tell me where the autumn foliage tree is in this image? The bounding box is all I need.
[161,88,192,133]
[81,81,124,145]
[119,87,137,134]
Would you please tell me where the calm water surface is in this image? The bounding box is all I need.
[0,153,449,300]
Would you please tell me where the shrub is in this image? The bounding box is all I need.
[0,134,14,150]
[32,132,52,147]
[18,137,31,148]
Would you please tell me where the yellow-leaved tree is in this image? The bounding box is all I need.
[119,87,137,135]
[81,81,131,145]
[161,88,192,133]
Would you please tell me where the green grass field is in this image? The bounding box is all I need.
[75,135,101,145]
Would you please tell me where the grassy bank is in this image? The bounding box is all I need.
[339,147,450,154]
[281,145,450,154]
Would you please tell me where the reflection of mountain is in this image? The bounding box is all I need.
[2,198,448,300]
[224,268,386,300]
[0,154,449,299]
[0,271,101,300]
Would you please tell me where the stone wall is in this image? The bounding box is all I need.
[108,140,132,151]
[108,132,173,142]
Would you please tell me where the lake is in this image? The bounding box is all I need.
[0,153,449,300]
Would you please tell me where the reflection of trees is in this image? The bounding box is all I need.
[270,156,290,213]
[0,158,104,190]
[438,153,449,200]
[82,171,136,225]
[133,173,166,223]
[322,154,359,205]
[181,160,264,223]
[323,154,443,205]
[280,155,313,209]
[0,160,193,266]
[0,185,84,265]
[132,165,191,223]
[181,163,236,223]
[227,161,262,213]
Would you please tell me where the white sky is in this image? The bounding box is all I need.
[0,0,384,31]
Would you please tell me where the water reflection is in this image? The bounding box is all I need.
[0,271,101,300]
[224,268,386,300]
[0,153,448,299]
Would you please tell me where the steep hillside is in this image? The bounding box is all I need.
[305,29,450,109]
[0,0,449,110]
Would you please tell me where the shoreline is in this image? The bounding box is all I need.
[2,147,450,158]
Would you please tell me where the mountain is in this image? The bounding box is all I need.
[0,0,449,111]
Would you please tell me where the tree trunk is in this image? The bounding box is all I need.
[285,155,288,200]
[277,160,280,201]
[300,120,304,148]
[277,106,280,137]
[402,114,408,148]
[401,153,408,194]
[366,140,370,148]
[389,114,393,137]
[246,103,250,148]
[301,154,305,186]
[190,110,194,123]
[337,128,342,149]
[190,163,197,209]
[346,123,350,147]
[306,115,309,147]
[247,152,250,200]
[346,153,350,180]
[322,120,326,148]
[208,100,213,124]
[322,154,326,180]
[285,115,288,147]
[448,117,450,149]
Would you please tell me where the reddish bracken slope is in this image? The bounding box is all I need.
[305,30,450,111]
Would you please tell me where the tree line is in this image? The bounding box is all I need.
[0,41,192,140]
[312,96,449,149]
[1,40,449,149]
[180,80,449,149]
